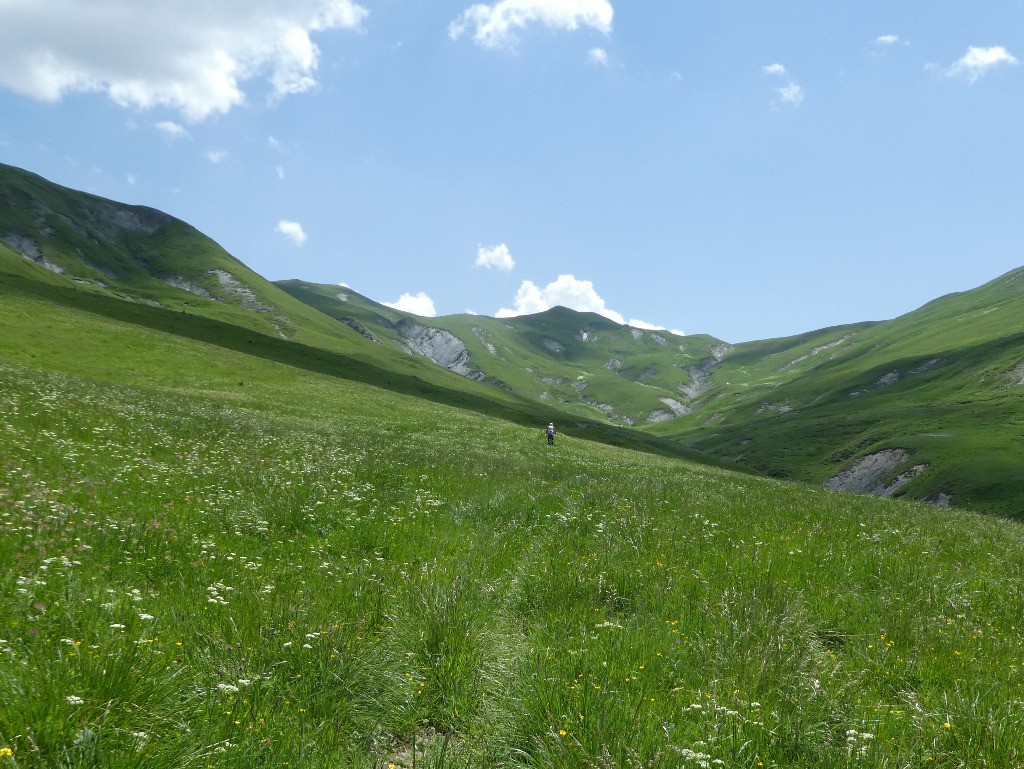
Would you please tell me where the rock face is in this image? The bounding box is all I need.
[212,269,274,313]
[678,344,732,400]
[397,319,485,381]
[162,274,214,299]
[1007,360,1024,385]
[2,234,64,273]
[824,449,928,497]
[340,318,380,343]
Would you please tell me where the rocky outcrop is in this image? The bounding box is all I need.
[1009,360,1024,386]
[396,319,486,381]
[340,318,380,343]
[824,449,928,497]
[3,233,64,274]
[850,358,944,397]
[162,274,214,299]
[647,397,692,423]
[677,344,732,401]
[212,270,274,313]
[781,334,853,370]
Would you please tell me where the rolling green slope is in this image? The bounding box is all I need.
[1,163,714,461]
[648,268,1024,516]
[4,259,1024,767]
[277,279,728,425]
[6,160,1024,514]
[0,163,412,358]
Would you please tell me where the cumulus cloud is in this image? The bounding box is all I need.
[496,274,624,323]
[0,0,368,122]
[385,291,437,317]
[450,0,613,50]
[588,47,609,67]
[276,220,307,246]
[494,274,678,331]
[763,62,804,107]
[475,243,515,271]
[944,46,1017,83]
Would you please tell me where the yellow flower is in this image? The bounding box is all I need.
[0,747,13,757]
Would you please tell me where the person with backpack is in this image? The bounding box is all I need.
[546,422,556,445]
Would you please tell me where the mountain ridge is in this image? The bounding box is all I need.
[3,161,1023,515]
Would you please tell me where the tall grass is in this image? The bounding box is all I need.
[2,359,1024,768]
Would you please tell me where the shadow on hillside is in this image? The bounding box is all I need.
[2,273,734,467]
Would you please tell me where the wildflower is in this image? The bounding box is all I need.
[0,747,13,757]
[139,613,155,620]
[66,695,85,705]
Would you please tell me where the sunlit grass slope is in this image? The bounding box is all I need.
[3,280,1024,768]
[276,280,726,425]
[648,268,1024,516]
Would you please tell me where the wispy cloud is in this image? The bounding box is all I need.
[942,45,1017,83]
[475,243,515,271]
[384,291,437,317]
[155,121,188,139]
[588,47,609,67]
[0,0,368,121]
[276,219,307,246]
[450,0,613,50]
[874,34,902,48]
[762,62,804,108]
[206,150,229,164]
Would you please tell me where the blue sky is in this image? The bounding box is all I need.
[2,1,1023,342]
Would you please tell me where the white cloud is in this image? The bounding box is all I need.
[275,165,286,180]
[475,243,515,271]
[777,82,804,106]
[276,219,307,246]
[626,319,662,331]
[0,0,368,122]
[450,0,613,50]
[763,63,804,108]
[384,291,437,317]
[496,274,625,323]
[588,47,609,67]
[206,150,229,164]
[945,46,1018,83]
[155,121,188,139]
[874,35,901,47]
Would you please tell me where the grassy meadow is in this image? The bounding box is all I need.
[3,288,1024,768]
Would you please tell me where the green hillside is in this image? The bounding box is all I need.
[646,268,1024,517]
[277,279,727,425]
[3,270,1024,768]
[5,160,1024,516]
[0,163,719,465]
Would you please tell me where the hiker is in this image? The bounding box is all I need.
[546,422,556,445]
